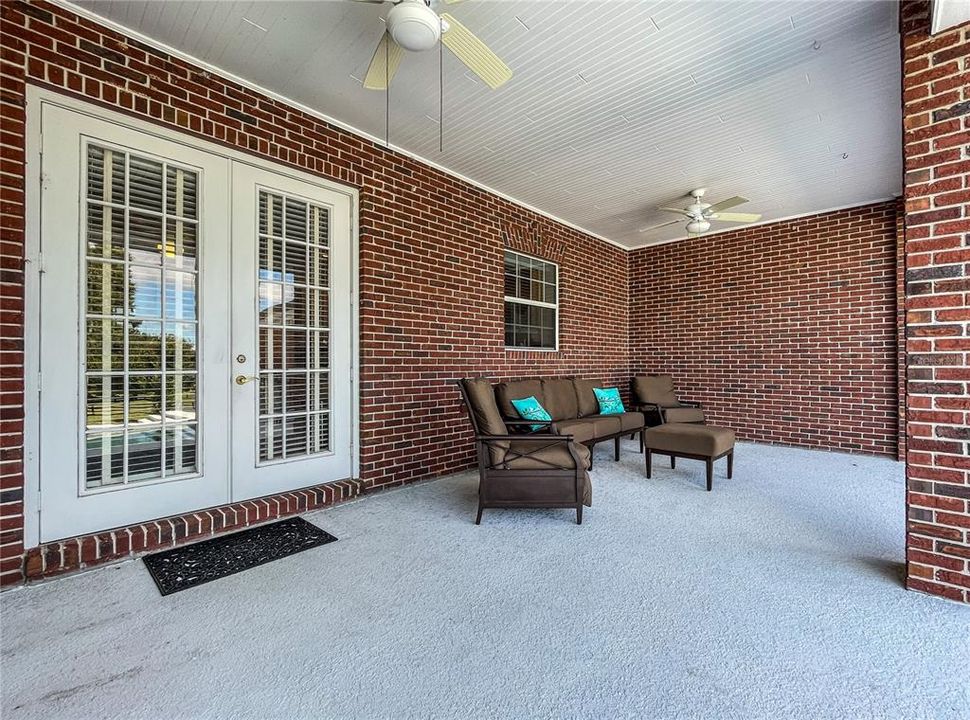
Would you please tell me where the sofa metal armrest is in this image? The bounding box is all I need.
[475,433,574,442]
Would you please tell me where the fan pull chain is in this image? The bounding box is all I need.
[384,29,390,149]
[438,29,443,153]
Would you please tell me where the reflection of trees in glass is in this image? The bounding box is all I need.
[85,259,197,426]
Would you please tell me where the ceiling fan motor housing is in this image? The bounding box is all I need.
[387,0,441,52]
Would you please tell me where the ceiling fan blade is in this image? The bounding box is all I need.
[440,13,512,89]
[638,219,682,233]
[712,212,762,223]
[440,0,467,4]
[363,32,405,90]
[704,195,749,214]
[658,206,691,217]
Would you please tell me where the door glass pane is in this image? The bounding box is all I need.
[83,143,200,489]
[257,190,331,461]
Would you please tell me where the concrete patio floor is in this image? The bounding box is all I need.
[1,441,967,719]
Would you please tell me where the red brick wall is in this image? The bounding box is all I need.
[0,1,629,585]
[901,1,970,604]
[629,203,902,456]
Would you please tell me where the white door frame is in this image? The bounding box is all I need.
[22,86,360,549]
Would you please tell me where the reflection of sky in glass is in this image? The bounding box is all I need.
[259,270,295,311]
[129,249,196,329]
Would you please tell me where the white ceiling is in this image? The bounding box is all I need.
[70,0,902,249]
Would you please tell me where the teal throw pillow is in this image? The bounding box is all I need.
[510,396,552,432]
[593,387,625,415]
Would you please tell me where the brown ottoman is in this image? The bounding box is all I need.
[644,423,735,491]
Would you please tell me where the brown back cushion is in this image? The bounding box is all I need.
[632,375,678,407]
[541,377,579,421]
[461,379,508,436]
[572,379,603,417]
[494,379,545,419]
[461,379,510,465]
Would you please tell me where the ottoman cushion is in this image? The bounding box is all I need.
[645,423,734,457]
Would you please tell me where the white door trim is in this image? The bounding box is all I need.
[22,86,360,549]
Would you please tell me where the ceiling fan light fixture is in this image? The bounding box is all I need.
[387,1,441,52]
[686,219,710,234]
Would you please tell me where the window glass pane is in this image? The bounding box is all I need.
[129,321,163,371]
[86,375,124,426]
[128,375,163,422]
[165,219,197,271]
[163,271,196,321]
[85,431,125,489]
[165,373,196,420]
[129,155,164,213]
[86,319,124,371]
[83,144,200,488]
[127,427,162,481]
[166,166,197,219]
[164,424,197,475]
[129,266,162,318]
[87,145,125,204]
[258,191,332,460]
[86,203,125,260]
[259,192,284,236]
[87,261,125,316]
[164,323,197,372]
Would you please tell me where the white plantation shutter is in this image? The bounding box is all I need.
[83,144,200,489]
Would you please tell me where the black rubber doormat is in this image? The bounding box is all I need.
[143,517,337,595]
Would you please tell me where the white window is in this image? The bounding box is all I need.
[504,250,558,350]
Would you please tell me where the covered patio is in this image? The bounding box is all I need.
[2,442,967,719]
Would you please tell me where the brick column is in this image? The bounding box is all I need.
[901,1,970,603]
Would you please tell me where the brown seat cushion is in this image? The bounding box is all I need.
[461,379,509,463]
[612,411,646,432]
[541,377,579,421]
[572,378,604,417]
[495,379,545,419]
[632,375,679,408]
[645,423,735,457]
[504,440,591,471]
[664,407,705,424]
[554,417,621,442]
[551,418,597,444]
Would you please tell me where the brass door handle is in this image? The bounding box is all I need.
[235,375,259,386]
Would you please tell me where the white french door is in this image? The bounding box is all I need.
[229,165,353,501]
[35,100,355,542]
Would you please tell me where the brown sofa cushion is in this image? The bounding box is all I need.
[613,411,646,432]
[632,375,679,408]
[664,407,705,424]
[541,377,579,421]
[572,378,604,417]
[495,379,545,419]
[551,419,598,444]
[645,423,734,457]
[556,416,628,441]
[461,379,509,464]
[504,440,591,471]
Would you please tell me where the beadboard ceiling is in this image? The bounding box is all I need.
[70,0,902,249]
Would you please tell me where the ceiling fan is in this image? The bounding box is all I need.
[638,189,762,236]
[352,0,512,90]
